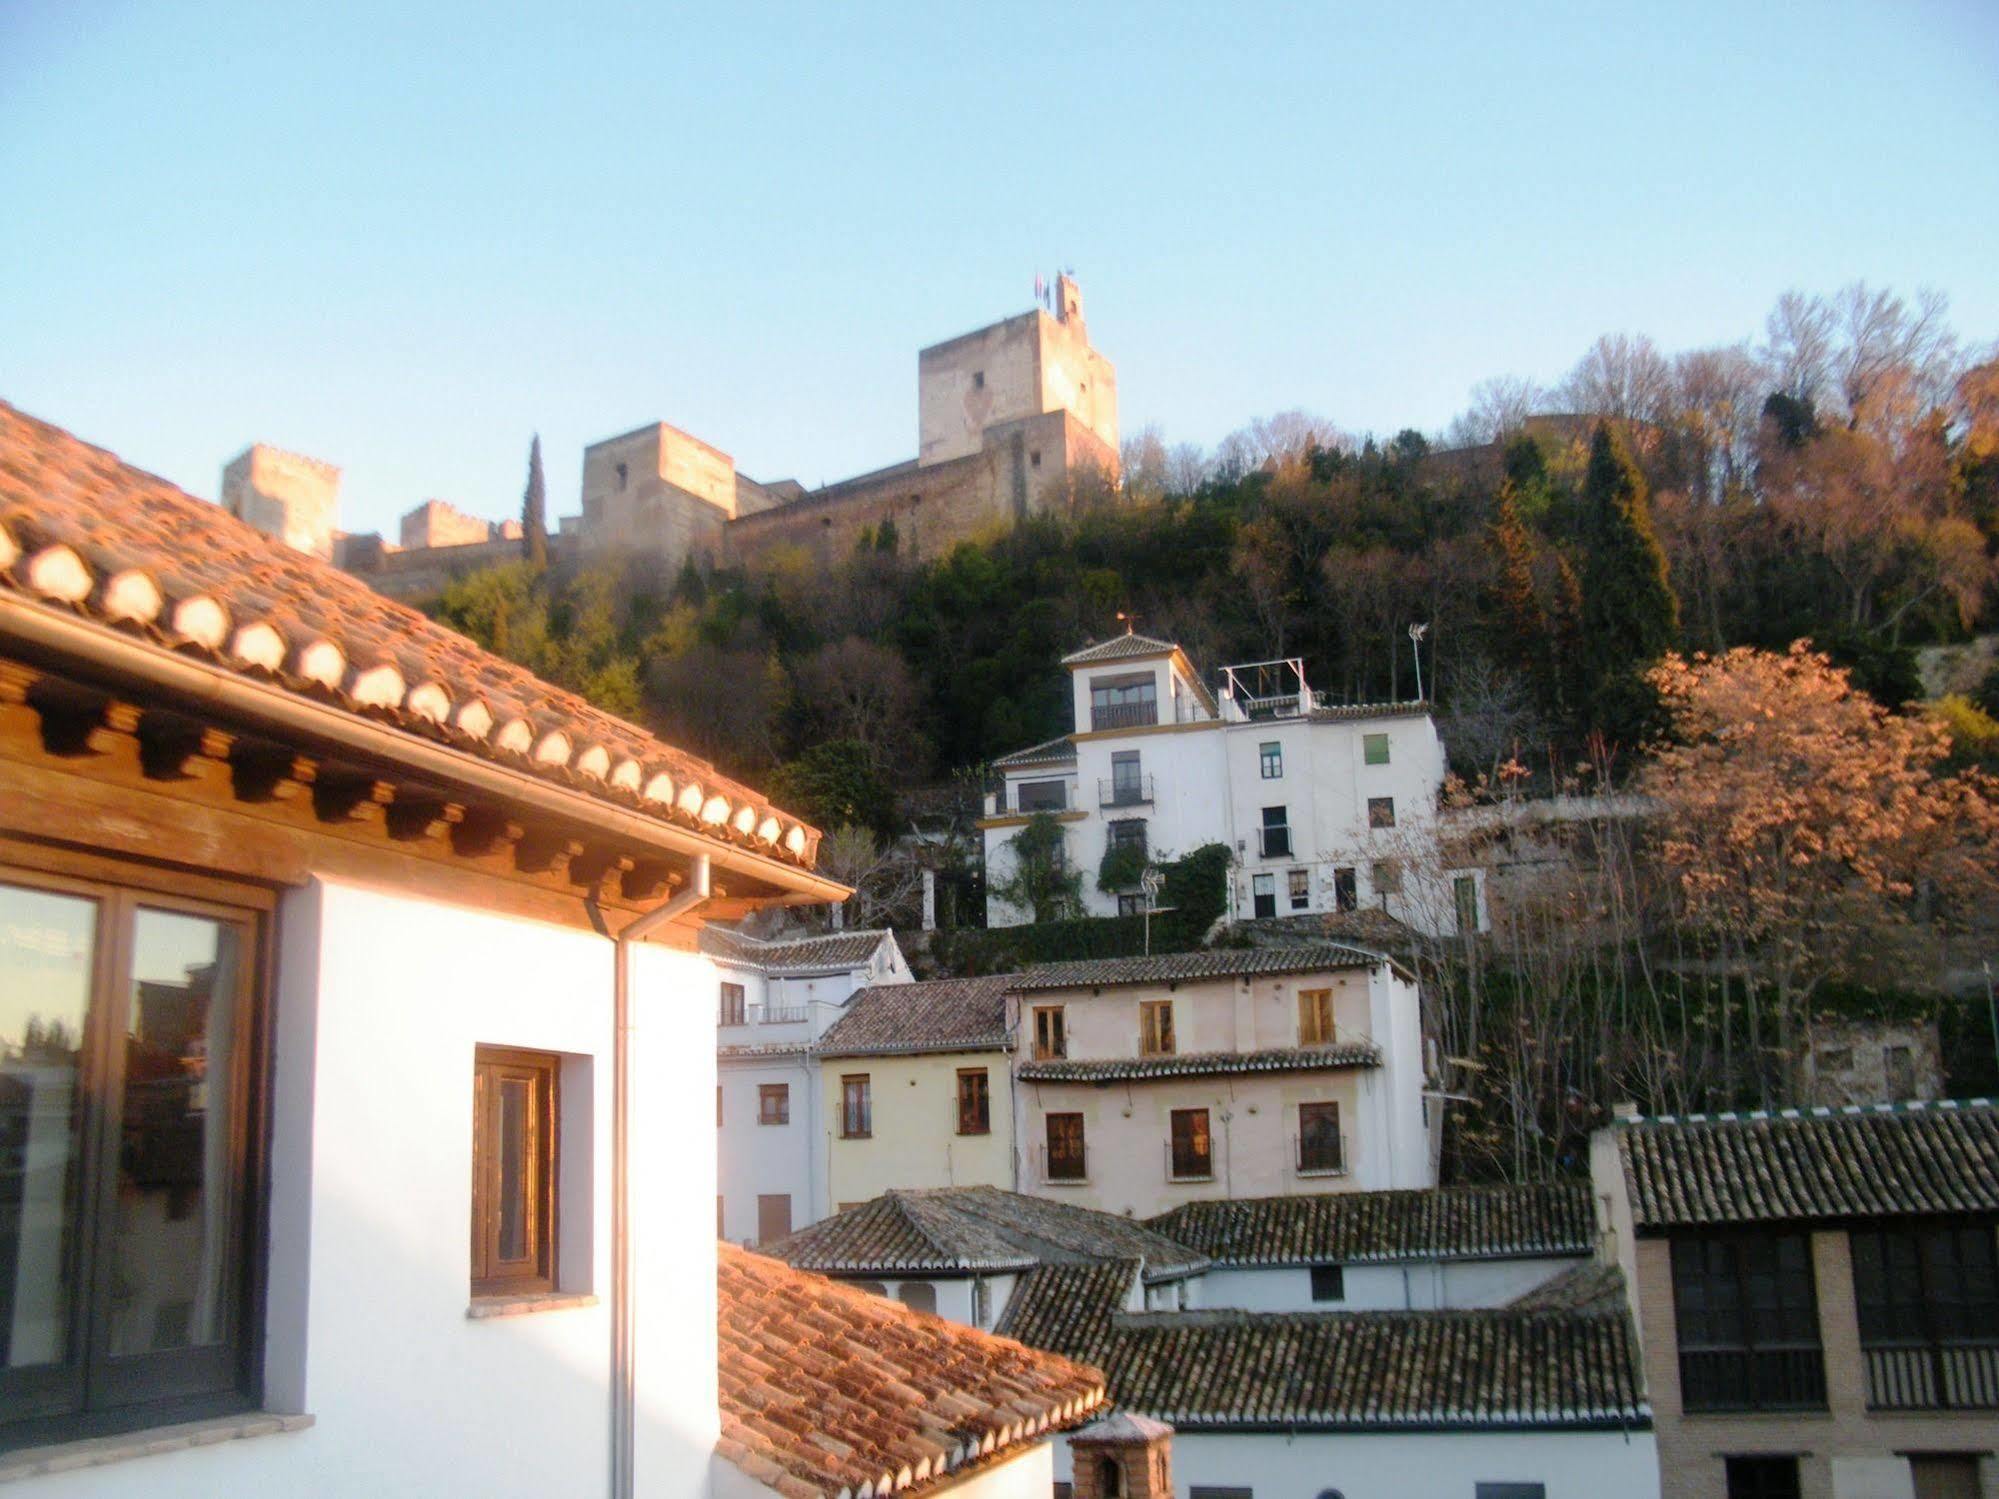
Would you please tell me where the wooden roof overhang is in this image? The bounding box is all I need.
[0,596,849,937]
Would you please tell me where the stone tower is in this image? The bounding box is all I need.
[220,444,342,560]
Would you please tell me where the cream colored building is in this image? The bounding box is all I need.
[219,442,342,560]
[1008,946,1435,1220]
[817,976,1018,1213]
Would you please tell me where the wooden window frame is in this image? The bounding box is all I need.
[472,1046,559,1297]
[1169,1107,1213,1181]
[757,1083,790,1127]
[840,1074,872,1139]
[1032,1005,1067,1061]
[956,1069,990,1136]
[0,854,273,1452]
[1298,988,1336,1046]
[718,981,746,1026]
[1044,1112,1087,1182]
[1139,1000,1175,1057]
[1672,1230,1826,1412]
[1298,1100,1344,1174]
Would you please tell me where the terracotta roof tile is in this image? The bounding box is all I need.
[1009,945,1386,992]
[817,976,1015,1056]
[701,926,899,974]
[1146,1184,1596,1266]
[717,1245,1106,1498]
[1614,1098,1999,1230]
[1060,633,1179,666]
[995,1260,1142,1361]
[1016,1041,1380,1084]
[0,401,821,869]
[992,735,1077,769]
[765,1187,1206,1280]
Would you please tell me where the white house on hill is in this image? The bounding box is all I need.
[980,632,1484,937]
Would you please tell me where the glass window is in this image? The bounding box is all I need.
[841,1075,872,1138]
[1033,1006,1066,1060]
[1045,1114,1086,1181]
[758,1083,789,1126]
[1,870,263,1446]
[1333,867,1357,911]
[1672,1231,1826,1412]
[472,1047,557,1295]
[1109,751,1143,805]
[1140,1001,1175,1057]
[1724,1458,1800,1499]
[1251,872,1276,919]
[1107,819,1148,858]
[1017,779,1067,812]
[1851,1222,1999,1410]
[1298,1101,1343,1173]
[718,982,746,1026]
[1117,893,1144,917]
[1259,742,1282,779]
[1169,1109,1212,1180]
[1367,796,1396,828]
[1090,674,1158,731]
[1288,868,1310,910]
[1363,732,1390,765]
[956,1069,990,1135]
[1259,806,1291,858]
[1310,1265,1345,1302]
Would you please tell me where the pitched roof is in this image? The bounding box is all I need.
[1506,1260,1630,1315]
[1307,700,1435,723]
[1018,1041,1380,1085]
[1613,1098,1999,1231]
[816,975,1015,1056]
[992,735,1077,769]
[1009,944,1385,992]
[701,925,898,975]
[765,1187,1207,1280]
[1060,633,1179,666]
[1146,1184,1596,1267]
[0,402,822,872]
[996,1260,1142,1363]
[1079,1304,1647,1432]
[716,1245,1106,1499]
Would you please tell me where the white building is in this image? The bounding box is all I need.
[0,401,1098,1499]
[1008,946,1437,1218]
[707,926,908,1245]
[980,632,1484,937]
[770,1182,1658,1499]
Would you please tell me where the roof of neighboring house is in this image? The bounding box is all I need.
[1614,1099,1999,1230]
[992,735,1077,770]
[716,1245,1106,1499]
[996,1260,1142,1357]
[1145,1184,1597,1267]
[0,401,823,872]
[1077,1303,1647,1432]
[764,1187,1207,1280]
[1017,1041,1380,1085]
[1506,1260,1630,1315]
[1306,700,1435,723]
[816,975,1015,1056]
[1061,633,1179,666]
[1010,944,1385,992]
[701,924,899,975]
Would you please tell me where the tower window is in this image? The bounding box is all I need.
[615,462,628,490]
[973,370,985,389]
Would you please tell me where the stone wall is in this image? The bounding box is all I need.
[221,444,342,560]
[400,498,495,549]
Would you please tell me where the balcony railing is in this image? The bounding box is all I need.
[1166,1143,1214,1183]
[1865,1342,1999,1410]
[1679,1347,1828,1413]
[1294,1132,1350,1177]
[1099,775,1155,808]
[758,1005,808,1025]
[1091,702,1158,732]
[1036,1144,1088,1184]
[1258,827,1293,859]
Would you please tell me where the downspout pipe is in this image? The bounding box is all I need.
[604,852,711,1499]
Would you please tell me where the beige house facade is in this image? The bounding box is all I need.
[1593,1102,1999,1499]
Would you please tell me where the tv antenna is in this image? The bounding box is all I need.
[1408,622,1430,702]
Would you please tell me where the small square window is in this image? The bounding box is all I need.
[1363,732,1390,765]
[1310,1265,1345,1302]
[1372,859,1402,895]
[758,1083,790,1126]
[1288,867,1310,910]
[1368,796,1396,828]
[1723,1457,1800,1499]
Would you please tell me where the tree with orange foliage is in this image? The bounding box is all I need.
[1639,643,1999,1094]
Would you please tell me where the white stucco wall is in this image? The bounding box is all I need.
[1198,1255,1582,1313]
[1052,1426,1660,1499]
[718,1052,815,1244]
[19,875,719,1499]
[718,1435,1055,1499]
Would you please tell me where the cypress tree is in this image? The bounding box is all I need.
[1576,423,1679,741]
[1490,486,1553,710]
[521,434,549,569]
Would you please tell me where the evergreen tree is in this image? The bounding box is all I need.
[1489,486,1553,711]
[521,434,549,569]
[1576,423,1679,742]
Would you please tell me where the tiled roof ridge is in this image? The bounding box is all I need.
[1617,1096,1995,1126]
[1112,1302,1627,1330]
[1009,943,1390,991]
[1060,632,1179,664]
[0,401,820,869]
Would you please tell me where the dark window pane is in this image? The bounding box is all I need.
[497,1077,528,1263]
[0,883,95,1372]
[109,909,241,1356]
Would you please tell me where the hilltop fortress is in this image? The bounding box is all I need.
[222,278,1119,600]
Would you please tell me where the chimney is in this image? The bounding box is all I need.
[1611,1099,1640,1122]
[1068,1412,1172,1499]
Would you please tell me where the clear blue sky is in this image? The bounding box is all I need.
[3,0,1995,538]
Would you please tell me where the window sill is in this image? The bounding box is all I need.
[467,1291,600,1319]
[1296,1166,1350,1179]
[1169,1174,1216,1185]
[0,1412,314,1484]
